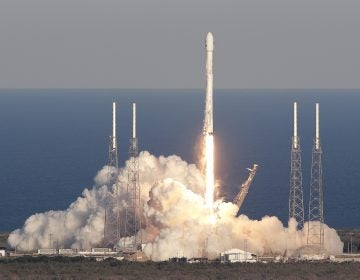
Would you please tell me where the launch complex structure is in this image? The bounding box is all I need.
[289,102,304,230]
[102,32,260,254]
[124,103,142,252]
[2,31,341,264]
[103,103,142,252]
[100,32,326,259]
[103,102,120,248]
[289,102,325,254]
[307,103,324,252]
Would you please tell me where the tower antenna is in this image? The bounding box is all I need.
[103,102,121,247]
[289,102,304,229]
[307,103,324,252]
[124,103,142,252]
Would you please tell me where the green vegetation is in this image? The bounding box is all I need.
[0,232,9,248]
[0,257,360,280]
[337,229,360,253]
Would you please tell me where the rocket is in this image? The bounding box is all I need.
[203,32,215,208]
[204,32,214,135]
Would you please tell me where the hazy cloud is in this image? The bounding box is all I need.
[0,0,359,89]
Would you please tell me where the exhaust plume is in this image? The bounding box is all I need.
[8,151,343,259]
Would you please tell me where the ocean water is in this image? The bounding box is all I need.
[0,89,359,231]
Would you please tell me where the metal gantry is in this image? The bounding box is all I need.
[307,103,324,252]
[103,102,121,248]
[124,103,142,252]
[233,164,258,215]
[289,102,304,230]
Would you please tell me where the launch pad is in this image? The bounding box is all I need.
[100,33,329,260]
[4,32,340,263]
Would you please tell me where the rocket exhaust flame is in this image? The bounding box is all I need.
[203,32,215,208]
[204,135,214,207]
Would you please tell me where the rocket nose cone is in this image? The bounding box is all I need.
[206,32,214,51]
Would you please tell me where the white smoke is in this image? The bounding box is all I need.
[8,151,343,259]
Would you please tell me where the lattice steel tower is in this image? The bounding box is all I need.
[289,102,304,229]
[307,103,324,251]
[124,103,142,251]
[103,102,121,247]
[233,164,259,215]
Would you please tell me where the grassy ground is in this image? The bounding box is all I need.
[0,232,9,248]
[1,230,360,279]
[0,256,360,280]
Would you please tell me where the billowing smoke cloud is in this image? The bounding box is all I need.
[8,151,343,259]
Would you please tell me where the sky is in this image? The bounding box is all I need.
[0,0,359,89]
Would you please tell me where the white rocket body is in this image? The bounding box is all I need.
[203,32,215,208]
[204,32,214,135]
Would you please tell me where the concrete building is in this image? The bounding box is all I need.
[220,248,256,263]
[37,248,57,255]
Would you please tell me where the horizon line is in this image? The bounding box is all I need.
[1,88,360,91]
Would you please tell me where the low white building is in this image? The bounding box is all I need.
[0,249,6,257]
[37,248,57,255]
[220,248,256,263]
[91,248,111,253]
[58,249,76,255]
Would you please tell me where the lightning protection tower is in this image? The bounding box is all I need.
[289,102,304,229]
[124,103,142,251]
[103,102,121,247]
[307,103,324,252]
